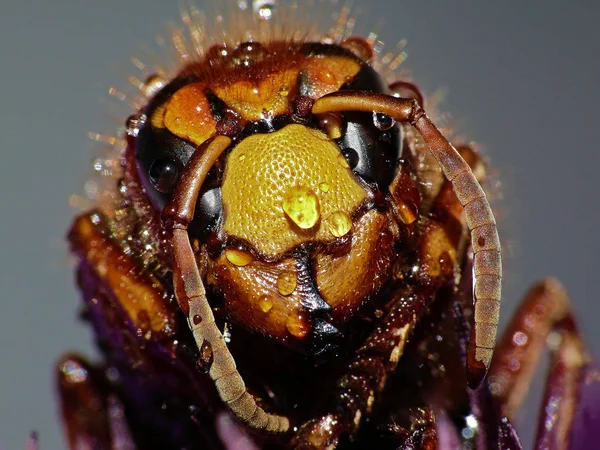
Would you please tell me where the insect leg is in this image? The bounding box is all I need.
[291,290,423,449]
[162,136,290,433]
[313,91,501,388]
[56,354,136,450]
[487,279,590,448]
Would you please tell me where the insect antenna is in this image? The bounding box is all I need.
[313,91,502,388]
[162,135,291,433]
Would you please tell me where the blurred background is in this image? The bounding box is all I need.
[1,1,598,448]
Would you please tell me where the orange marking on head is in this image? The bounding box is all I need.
[213,69,299,121]
[164,83,217,146]
[302,56,361,98]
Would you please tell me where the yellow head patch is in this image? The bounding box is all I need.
[221,124,368,256]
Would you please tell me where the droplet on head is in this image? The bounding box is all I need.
[258,295,274,313]
[192,314,202,325]
[319,182,330,193]
[238,153,246,162]
[277,271,297,296]
[286,313,309,339]
[225,249,254,267]
[279,86,290,97]
[125,114,146,137]
[340,148,359,169]
[282,185,321,229]
[319,112,343,139]
[337,153,350,169]
[325,211,352,238]
[341,36,375,61]
[372,112,396,131]
[389,81,424,108]
[205,43,230,62]
[231,41,269,67]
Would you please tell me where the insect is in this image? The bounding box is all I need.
[58,1,598,448]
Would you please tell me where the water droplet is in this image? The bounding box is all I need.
[341,37,374,61]
[125,114,146,137]
[325,212,352,238]
[277,271,297,296]
[286,313,309,339]
[231,41,268,67]
[279,86,289,97]
[258,295,274,312]
[223,323,232,344]
[225,249,254,266]
[192,314,202,325]
[205,44,230,61]
[319,182,330,193]
[397,201,418,224]
[341,148,359,169]
[337,152,350,168]
[477,236,486,248]
[373,112,396,130]
[253,0,275,20]
[282,185,320,229]
[238,153,246,162]
[196,340,213,373]
[319,112,343,139]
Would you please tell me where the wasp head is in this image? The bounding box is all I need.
[132,39,408,360]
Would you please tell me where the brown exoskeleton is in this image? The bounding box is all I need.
[59,2,597,449]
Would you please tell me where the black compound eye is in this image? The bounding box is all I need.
[336,62,403,191]
[133,76,225,239]
[148,157,184,193]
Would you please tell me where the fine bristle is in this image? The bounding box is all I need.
[81,0,413,215]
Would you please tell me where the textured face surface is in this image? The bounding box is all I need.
[221,124,368,256]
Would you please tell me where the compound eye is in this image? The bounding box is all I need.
[337,63,403,191]
[148,157,184,193]
[133,77,224,238]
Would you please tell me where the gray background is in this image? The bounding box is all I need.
[1,1,599,449]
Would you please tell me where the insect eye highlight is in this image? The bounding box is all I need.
[148,157,183,193]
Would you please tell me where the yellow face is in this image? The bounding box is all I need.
[221,124,368,256]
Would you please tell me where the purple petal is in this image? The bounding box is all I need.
[215,412,260,450]
[436,410,462,449]
[569,367,600,450]
[25,432,39,450]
